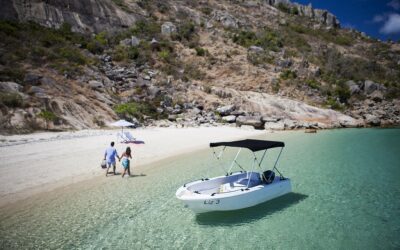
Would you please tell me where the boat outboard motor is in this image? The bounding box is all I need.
[262,170,275,184]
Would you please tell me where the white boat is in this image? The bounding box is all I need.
[175,139,292,213]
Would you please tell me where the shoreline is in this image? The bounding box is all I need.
[0,126,264,207]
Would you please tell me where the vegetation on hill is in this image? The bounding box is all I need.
[0,0,399,132]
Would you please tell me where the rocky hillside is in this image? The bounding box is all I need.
[0,0,399,133]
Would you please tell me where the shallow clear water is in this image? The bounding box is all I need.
[1,128,399,249]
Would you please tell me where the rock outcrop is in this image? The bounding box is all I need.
[0,0,137,33]
[265,0,340,28]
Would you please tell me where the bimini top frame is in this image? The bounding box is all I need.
[210,139,286,184]
[210,139,284,152]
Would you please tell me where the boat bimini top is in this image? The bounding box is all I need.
[210,139,286,186]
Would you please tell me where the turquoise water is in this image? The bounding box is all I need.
[0,128,399,249]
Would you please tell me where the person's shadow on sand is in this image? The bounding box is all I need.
[132,140,145,144]
[106,171,121,175]
[195,192,308,226]
[129,174,146,177]
[106,172,146,177]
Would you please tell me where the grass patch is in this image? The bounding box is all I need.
[0,93,23,108]
[195,47,207,56]
[305,79,320,89]
[114,101,161,121]
[280,70,297,80]
[232,28,282,52]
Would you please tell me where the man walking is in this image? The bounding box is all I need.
[104,141,120,176]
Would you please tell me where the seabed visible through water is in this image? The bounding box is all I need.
[0,128,399,249]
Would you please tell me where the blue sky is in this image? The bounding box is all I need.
[294,0,400,41]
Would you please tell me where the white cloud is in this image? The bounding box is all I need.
[380,13,400,34]
[388,0,400,10]
[372,14,385,23]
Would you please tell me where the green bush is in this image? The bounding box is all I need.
[39,31,65,47]
[290,24,308,34]
[0,21,18,36]
[94,31,108,46]
[232,29,282,52]
[57,47,87,65]
[158,49,170,61]
[86,40,105,54]
[127,46,140,60]
[130,20,161,39]
[277,3,290,13]
[280,70,297,80]
[38,110,57,129]
[112,45,129,62]
[257,29,283,51]
[0,67,26,82]
[325,97,343,110]
[114,101,159,121]
[174,22,197,42]
[290,7,299,15]
[0,93,23,107]
[195,47,207,56]
[184,63,205,80]
[334,35,353,46]
[232,30,258,48]
[305,79,320,89]
[334,84,351,103]
[247,51,274,65]
[272,80,280,93]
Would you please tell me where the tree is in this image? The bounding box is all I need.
[38,110,57,130]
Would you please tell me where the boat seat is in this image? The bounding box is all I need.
[236,178,261,188]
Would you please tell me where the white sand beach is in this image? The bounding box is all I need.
[0,127,264,207]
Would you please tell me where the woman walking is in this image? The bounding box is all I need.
[120,147,132,178]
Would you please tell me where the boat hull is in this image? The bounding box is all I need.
[176,174,292,213]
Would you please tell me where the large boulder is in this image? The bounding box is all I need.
[231,110,245,116]
[262,116,278,123]
[168,114,178,121]
[370,90,384,102]
[339,117,361,128]
[364,114,380,126]
[0,81,22,93]
[24,73,42,85]
[362,80,385,95]
[161,22,177,35]
[264,121,285,130]
[213,11,238,29]
[283,119,297,129]
[248,46,264,53]
[236,116,263,128]
[216,105,235,116]
[119,38,132,46]
[222,115,236,123]
[131,36,140,46]
[88,80,103,90]
[28,86,47,98]
[345,80,360,95]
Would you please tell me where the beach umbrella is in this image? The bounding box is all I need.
[110,119,135,133]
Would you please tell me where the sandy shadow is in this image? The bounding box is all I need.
[105,172,121,176]
[127,140,145,144]
[129,173,146,177]
[195,192,308,226]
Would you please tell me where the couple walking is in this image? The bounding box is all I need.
[104,141,132,177]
